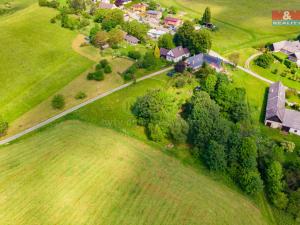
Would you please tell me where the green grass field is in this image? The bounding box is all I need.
[0,3,93,122]
[158,0,300,54]
[0,120,269,225]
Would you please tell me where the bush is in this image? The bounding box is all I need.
[95,63,103,71]
[100,59,109,68]
[272,69,278,74]
[254,53,274,69]
[284,59,297,69]
[123,64,137,80]
[169,117,189,144]
[87,70,104,81]
[174,78,186,88]
[75,91,87,100]
[286,88,297,98]
[280,141,295,153]
[128,50,141,60]
[0,118,8,137]
[50,17,56,23]
[51,94,65,109]
[104,65,112,74]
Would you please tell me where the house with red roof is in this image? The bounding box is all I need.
[164,17,182,27]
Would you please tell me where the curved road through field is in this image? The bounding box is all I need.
[0,67,173,145]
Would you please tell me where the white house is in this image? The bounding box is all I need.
[147,28,167,39]
[165,46,190,63]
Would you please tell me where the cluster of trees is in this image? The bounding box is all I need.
[123,49,165,80]
[122,20,149,42]
[94,9,124,31]
[254,53,274,69]
[174,21,212,54]
[87,59,112,81]
[90,25,125,48]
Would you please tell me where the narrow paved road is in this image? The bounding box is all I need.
[244,52,262,69]
[209,50,273,84]
[0,67,172,145]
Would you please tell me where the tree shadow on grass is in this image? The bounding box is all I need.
[259,87,268,124]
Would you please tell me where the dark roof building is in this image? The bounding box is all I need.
[160,48,169,58]
[265,82,300,135]
[124,34,140,45]
[185,53,223,72]
[165,46,190,62]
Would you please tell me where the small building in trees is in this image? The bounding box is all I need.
[146,10,162,19]
[124,34,140,45]
[147,28,168,39]
[185,53,223,72]
[265,82,300,135]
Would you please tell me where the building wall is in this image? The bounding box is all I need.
[289,128,300,136]
[265,120,282,129]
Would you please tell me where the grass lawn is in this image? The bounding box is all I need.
[0,120,270,225]
[0,4,94,122]
[0,0,36,16]
[250,61,300,90]
[158,0,299,55]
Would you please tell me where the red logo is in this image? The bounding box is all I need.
[272,10,300,20]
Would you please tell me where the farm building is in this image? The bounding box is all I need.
[164,46,190,62]
[164,17,182,27]
[272,40,300,67]
[265,82,300,135]
[185,53,223,72]
[124,34,140,45]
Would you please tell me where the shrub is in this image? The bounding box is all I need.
[280,141,295,153]
[254,53,274,69]
[95,63,103,71]
[0,118,8,137]
[128,50,141,60]
[51,94,65,109]
[169,117,189,144]
[50,17,56,23]
[123,64,137,80]
[174,78,186,88]
[174,61,186,73]
[75,91,87,100]
[284,59,297,69]
[100,59,109,68]
[280,72,287,77]
[87,70,104,81]
[272,69,278,74]
[286,88,297,98]
[104,65,112,73]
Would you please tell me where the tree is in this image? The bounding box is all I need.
[154,45,160,59]
[0,117,8,137]
[203,74,217,95]
[131,89,177,141]
[228,52,240,67]
[104,65,112,73]
[239,170,263,195]
[51,94,65,109]
[174,61,186,73]
[101,9,124,31]
[89,24,100,43]
[201,7,211,24]
[147,0,157,10]
[100,59,109,68]
[94,9,109,23]
[114,0,123,7]
[128,50,141,60]
[140,52,158,69]
[254,53,274,69]
[169,117,189,144]
[122,20,149,42]
[190,29,212,54]
[67,0,86,11]
[93,31,109,48]
[173,21,195,47]
[108,28,125,46]
[204,140,227,171]
[158,33,175,49]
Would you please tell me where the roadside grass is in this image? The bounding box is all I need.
[224,47,258,66]
[0,120,270,225]
[251,61,300,91]
[0,4,94,123]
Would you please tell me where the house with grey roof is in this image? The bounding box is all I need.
[99,2,116,9]
[124,34,139,45]
[272,40,300,67]
[165,46,190,63]
[265,82,300,135]
[185,53,223,72]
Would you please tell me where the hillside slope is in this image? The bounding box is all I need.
[0,121,269,225]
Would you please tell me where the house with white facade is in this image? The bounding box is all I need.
[164,46,190,63]
[265,82,300,135]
